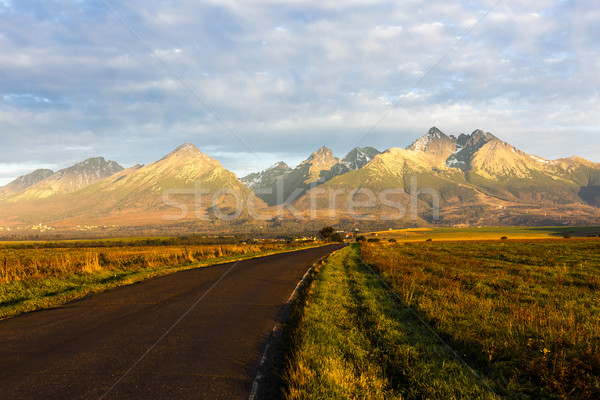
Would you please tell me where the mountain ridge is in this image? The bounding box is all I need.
[6,157,123,202]
[1,129,599,230]
[0,168,55,199]
[240,146,382,205]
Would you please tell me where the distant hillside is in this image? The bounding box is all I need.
[7,157,123,201]
[0,169,54,199]
[1,129,599,232]
[0,144,263,226]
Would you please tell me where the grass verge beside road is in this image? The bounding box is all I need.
[282,245,495,400]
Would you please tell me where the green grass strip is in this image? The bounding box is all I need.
[283,244,495,400]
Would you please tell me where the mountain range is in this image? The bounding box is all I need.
[240,146,380,206]
[1,127,599,234]
[0,157,123,202]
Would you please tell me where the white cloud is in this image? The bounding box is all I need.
[0,0,599,183]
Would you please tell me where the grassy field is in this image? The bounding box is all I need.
[361,239,600,399]
[0,240,320,320]
[284,239,600,399]
[365,226,600,242]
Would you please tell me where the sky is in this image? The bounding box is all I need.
[1,0,599,185]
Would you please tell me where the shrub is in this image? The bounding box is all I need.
[330,232,345,242]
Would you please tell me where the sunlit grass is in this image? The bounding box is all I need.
[0,242,320,319]
[283,245,495,399]
[366,226,600,242]
[360,239,600,399]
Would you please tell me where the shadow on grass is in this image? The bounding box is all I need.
[0,297,28,308]
[344,249,497,399]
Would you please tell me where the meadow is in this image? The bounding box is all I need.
[284,239,600,399]
[0,239,318,319]
[366,225,600,242]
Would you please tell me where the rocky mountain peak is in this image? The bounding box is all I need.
[468,129,497,144]
[8,169,54,189]
[561,156,596,166]
[407,127,458,166]
[0,168,55,197]
[303,146,339,171]
[177,142,200,152]
[268,161,290,171]
[341,147,381,170]
[240,161,292,191]
[7,157,124,200]
[407,127,456,152]
[165,143,206,158]
[158,143,220,169]
[427,126,445,137]
[306,146,335,162]
[52,157,123,181]
[446,130,515,172]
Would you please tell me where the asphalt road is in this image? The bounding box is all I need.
[0,244,344,400]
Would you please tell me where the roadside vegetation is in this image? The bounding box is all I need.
[283,245,496,399]
[283,239,600,399]
[0,240,319,320]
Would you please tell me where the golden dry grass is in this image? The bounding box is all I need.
[0,241,319,319]
[364,226,598,242]
[0,244,271,284]
[360,239,600,399]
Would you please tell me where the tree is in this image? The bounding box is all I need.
[330,232,344,242]
[355,235,366,242]
[319,226,335,241]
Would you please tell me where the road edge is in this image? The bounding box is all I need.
[248,244,344,400]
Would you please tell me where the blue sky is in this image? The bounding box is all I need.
[1,0,599,185]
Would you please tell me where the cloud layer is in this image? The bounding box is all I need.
[1,0,599,184]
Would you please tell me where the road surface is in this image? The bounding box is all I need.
[0,244,343,399]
